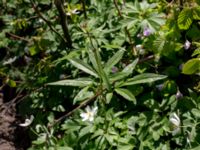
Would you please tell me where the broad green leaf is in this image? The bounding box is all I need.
[104,49,125,73]
[47,78,93,87]
[178,8,193,30]
[69,58,99,77]
[182,58,200,75]
[120,73,167,86]
[115,88,136,103]
[73,86,94,104]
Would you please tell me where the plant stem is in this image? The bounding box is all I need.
[30,0,66,45]
[113,0,137,55]
[54,0,73,48]
[81,0,87,19]
[49,89,103,127]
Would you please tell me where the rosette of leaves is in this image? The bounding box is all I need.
[48,47,167,105]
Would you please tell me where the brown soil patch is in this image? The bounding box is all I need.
[0,92,30,150]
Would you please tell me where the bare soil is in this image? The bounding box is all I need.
[0,92,30,150]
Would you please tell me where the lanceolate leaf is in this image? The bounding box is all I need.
[122,58,139,75]
[115,88,136,103]
[47,78,93,87]
[178,8,193,30]
[69,58,99,78]
[120,73,167,87]
[104,49,125,73]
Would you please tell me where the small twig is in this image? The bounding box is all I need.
[138,55,154,64]
[49,89,103,127]
[30,0,66,44]
[6,32,29,42]
[113,0,137,55]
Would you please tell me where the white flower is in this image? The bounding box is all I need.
[80,106,98,122]
[169,113,181,135]
[19,115,34,127]
[184,40,191,50]
[169,113,180,127]
[3,56,17,65]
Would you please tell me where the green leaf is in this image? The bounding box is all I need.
[7,79,16,87]
[192,7,200,20]
[73,86,94,104]
[122,58,139,75]
[109,72,129,82]
[192,48,200,57]
[106,92,113,104]
[104,49,124,73]
[120,73,167,86]
[56,147,73,150]
[115,88,136,103]
[69,58,99,78]
[47,78,93,87]
[178,8,193,30]
[182,58,200,75]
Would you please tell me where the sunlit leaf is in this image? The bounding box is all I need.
[182,58,200,75]
[120,73,167,86]
[115,88,136,103]
[47,78,93,87]
[104,49,124,73]
[69,58,99,77]
[178,8,193,30]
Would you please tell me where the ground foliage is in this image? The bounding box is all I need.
[0,0,200,149]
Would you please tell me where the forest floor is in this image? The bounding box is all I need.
[0,94,30,150]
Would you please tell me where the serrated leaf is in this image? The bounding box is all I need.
[192,7,200,20]
[47,78,93,87]
[115,88,136,103]
[69,58,98,77]
[120,73,167,87]
[104,49,124,73]
[182,58,200,75]
[178,8,193,30]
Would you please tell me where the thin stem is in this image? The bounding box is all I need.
[113,0,137,55]
[6,32,29,42]
[30,0,66,44]
[81,0,87,19]
[49,89,103,127]
[54,0,73,48]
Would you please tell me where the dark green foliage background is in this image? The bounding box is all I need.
[0,0,200,149]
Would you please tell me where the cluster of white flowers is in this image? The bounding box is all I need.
[80,106,98,122]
